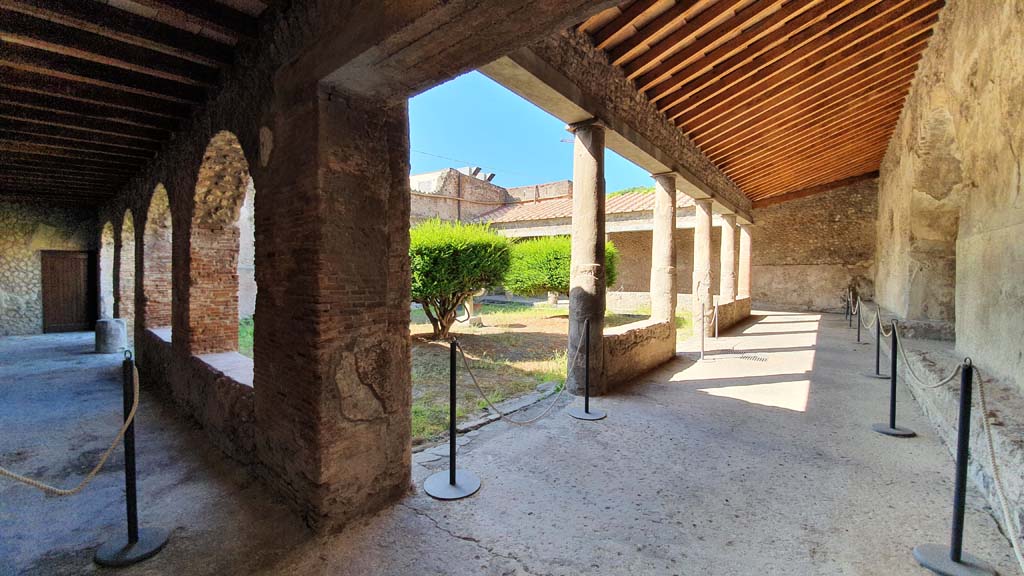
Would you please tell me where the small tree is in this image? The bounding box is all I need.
[410,219,511,339]
[504,236,618,297]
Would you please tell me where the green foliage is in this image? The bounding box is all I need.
[607,185,655,198]
[504,235,618,296]
[238,316,254,358]
[410,219,511,339]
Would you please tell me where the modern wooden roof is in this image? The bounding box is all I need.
[579,0,944,202]
[0,0,266,203]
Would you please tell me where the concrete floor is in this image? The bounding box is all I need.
[1,312,1018,575]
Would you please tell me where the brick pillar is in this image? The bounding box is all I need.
[254,87,411,532]
[692,199,713,336]
[567,119,606,396]
[650,173,676,325]
[738,223,752,299]
[719,214,737,304]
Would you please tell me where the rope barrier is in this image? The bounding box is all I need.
[0,361,140,497]
[975,367,1024,573]
[455,330,585,426]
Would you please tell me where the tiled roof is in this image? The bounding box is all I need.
[478,192,658,224]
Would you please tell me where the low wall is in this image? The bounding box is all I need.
[714,297,751,335]
[603,319,675,390]
[137,328,173,394]
[889,338,1024,553]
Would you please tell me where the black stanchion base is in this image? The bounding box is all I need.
[423,469,481,501]
[94,527,169,567]
[866,372,891,380]
[913,544,997,576]
[568,406,606,421]
[872,423,917,438]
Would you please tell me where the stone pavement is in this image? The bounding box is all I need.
[2,313,1018,575]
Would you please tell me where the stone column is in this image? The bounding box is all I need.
[738,223,752,299]
[254,86,411,532]
[567,119,606,396]
[650,173,676,326]
[719,214,737,304]
[692,199,713,336]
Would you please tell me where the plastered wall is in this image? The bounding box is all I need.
[875,0,1024,388]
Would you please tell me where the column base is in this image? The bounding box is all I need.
[94,527,169,567]
[568,406,606,421]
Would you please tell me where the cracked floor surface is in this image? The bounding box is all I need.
[2,313,1019,575]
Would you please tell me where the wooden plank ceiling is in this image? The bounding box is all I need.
[579,0,944,202]
[0,0,267,204]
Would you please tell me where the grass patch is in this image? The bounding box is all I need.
[239,316,254,358]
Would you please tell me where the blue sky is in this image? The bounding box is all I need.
[409,71,651,192]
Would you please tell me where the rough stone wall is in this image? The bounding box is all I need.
[876,0,1024,389]
[0,199,96,335]
[608,228,721,295]
[506,180,573,201]
[751,179,877,311]
[410,169,512,224]
[603,319,675,390]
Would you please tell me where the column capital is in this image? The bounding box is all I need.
[694,198,714,208]
[566,118,605,133]
[721,213,737,224]
[739,222,754,229]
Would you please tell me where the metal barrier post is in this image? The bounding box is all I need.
[872,321,915,438]
[856,303,862,343]
[913,361,997,575]
[94,351,168,567]
[869,314,889,379]
[423,340,481,500]
[570,318,606,421]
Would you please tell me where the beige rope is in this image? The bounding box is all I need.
[975,367,1024,573]
[894,328,961,389]
[0,364,140,496]
[456,327,585,426]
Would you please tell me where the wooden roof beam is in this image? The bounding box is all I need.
[129,0,261,40]
[718,86,910,173]
[0,117,162,150]
[0,9,218,86]
[662,0,931,121]
[0,85,178,131]
[646,0,849,106]
[0,67,190,118]
[0,102,169,141]
[0,0,233,65]
[679,1,940,131]
[592,0,662,49]
[622,0,753,80]
[702,46,924,156]
[0,130,156,159]
[0,141,146,166]
[608,1,712,66]
[738,135,892,196]
[0,41,205,103]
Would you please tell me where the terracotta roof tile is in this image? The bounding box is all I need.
[478,191,661,224]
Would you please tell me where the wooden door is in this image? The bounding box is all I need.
[41,251,96,333]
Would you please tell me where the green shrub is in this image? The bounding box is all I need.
[504,235,618,296]
[410,219,511,339]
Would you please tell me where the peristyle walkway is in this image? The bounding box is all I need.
[1,312,1017,575]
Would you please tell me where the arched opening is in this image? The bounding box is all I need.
[189,131,255,355]
[99,222,115,318]
[119,210,136,338]
[144,185,173,331]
